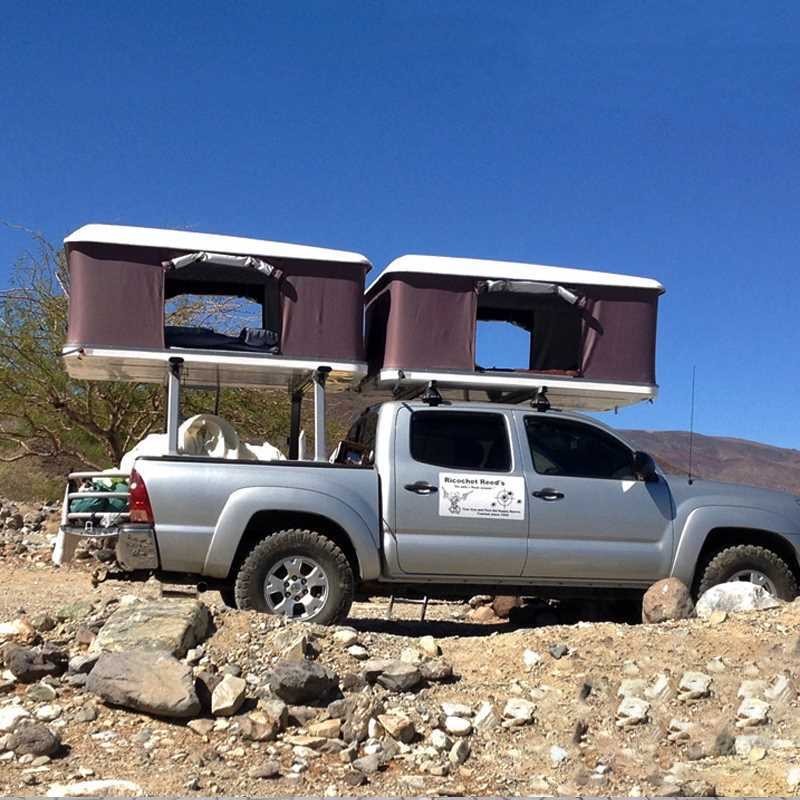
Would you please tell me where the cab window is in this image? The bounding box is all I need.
[410,411,511,472]
[525,417,635,480]
[340,407,379,466]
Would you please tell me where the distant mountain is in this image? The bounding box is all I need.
[624,430,800,495]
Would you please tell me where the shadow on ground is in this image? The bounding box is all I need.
[346,593,644,638]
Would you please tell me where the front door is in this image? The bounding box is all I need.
[393,407,528,577]
[519,414,674,582]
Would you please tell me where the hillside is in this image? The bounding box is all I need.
[625,430,800,495]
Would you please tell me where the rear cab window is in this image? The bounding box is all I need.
[410,410,512,472]
[339,407,379,466]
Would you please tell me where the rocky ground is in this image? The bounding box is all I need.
[1,499,800,796]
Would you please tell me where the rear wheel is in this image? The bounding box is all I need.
[697,544,798,601]
[234,529,354,625]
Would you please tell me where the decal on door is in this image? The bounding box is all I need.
[438,473,526,519]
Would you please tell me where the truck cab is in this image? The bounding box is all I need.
[352,401,672,584]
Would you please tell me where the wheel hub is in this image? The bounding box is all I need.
[729,569,777,596]
[264,555,329,620]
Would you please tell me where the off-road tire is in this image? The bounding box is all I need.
[234,528,354,625]
[697,544,798,601]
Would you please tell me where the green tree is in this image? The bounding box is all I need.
[0,232,165,469]
[0,231,352,476]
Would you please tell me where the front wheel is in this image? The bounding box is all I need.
[697,544,798,601]
[234,529,354,625]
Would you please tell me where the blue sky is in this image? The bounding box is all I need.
[1,2,798,449]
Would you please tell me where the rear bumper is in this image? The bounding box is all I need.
[54,523,159,570]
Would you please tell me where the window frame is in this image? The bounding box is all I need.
[409,409,514,474]
[523,415,637,481]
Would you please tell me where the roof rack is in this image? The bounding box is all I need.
[359,368,655,412]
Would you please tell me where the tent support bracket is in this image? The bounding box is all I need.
[312,367,331,462]
[166,357,184,455]
[288,390,303,460]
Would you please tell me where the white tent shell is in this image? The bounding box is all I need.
[66,224,371,265]
[366,254,664,293]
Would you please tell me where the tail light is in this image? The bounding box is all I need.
[129,469,154,524]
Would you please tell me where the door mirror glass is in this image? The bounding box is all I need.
[633,451,658,482]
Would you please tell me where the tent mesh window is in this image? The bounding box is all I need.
[476,280,583,375]
[163,256,281,354]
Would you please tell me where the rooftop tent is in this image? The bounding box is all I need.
[63,225,372,388]
[364,255,665,411]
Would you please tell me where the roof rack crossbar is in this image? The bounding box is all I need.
[486,389,538,405]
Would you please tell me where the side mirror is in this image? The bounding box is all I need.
[633,451,658,482]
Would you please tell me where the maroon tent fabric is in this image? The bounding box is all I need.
[365,272,661,386]
[67,243,167,350]
[276,258,367,361]
[365,274,477,372]
[66,243,369,363]
[579,287,659,384]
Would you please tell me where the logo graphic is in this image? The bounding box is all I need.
[441,487,472,515]
[493,488,515,509]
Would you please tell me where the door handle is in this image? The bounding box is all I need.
[404,481,438,495]
[532,488,565,501]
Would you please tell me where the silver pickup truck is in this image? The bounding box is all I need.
[63,401,800,624]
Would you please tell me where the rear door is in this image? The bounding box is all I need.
[519,414,674,581]
[392,406,528,576]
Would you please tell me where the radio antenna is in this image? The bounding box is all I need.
[687,365,696,485]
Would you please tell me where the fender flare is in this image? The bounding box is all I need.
[201,486,382,580]
[670,505,799,586]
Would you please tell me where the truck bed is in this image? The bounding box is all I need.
[134,456,382,577]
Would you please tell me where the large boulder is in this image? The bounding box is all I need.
[90,599,211,658]
[8,721,61,756]
[239,711,279,742]
[491,595,522,618]
[642,578,694,623]
[211,674,246,717]
[194,670,222,712]
[0,704,31,732]
[341,695,385,744]
[377,661,422,692]
[267,660,339,705]
[86,650,201,718]
[2,644,68,682]
[695,582,783,619]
